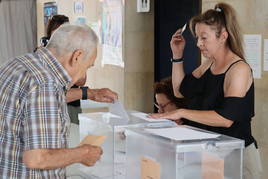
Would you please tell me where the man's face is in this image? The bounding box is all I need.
[67,48,97,86]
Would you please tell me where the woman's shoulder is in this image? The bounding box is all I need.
[226,60,251,76]
[224,60,253,97]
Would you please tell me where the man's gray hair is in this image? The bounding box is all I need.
[46,24,98,58]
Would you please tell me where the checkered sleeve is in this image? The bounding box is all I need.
[23,82,63,150]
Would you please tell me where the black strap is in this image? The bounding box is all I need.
[225,60,244,73]
[210,60,246,74]
[80,86,88,100]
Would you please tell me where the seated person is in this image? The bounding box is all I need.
[154,77,186,124]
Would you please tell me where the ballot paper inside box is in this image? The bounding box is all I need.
[78,112,176,179]
[78,112,117,178]
[125,125,244,179]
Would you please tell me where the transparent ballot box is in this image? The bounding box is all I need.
[125,125,244,179]
[78,111,176,179]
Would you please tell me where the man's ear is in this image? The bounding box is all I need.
[69,49,84,66]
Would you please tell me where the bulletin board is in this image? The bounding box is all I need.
[43,2,57,26]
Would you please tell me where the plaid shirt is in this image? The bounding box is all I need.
[0,48,72,178]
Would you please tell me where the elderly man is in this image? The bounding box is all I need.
[0,24,117,178]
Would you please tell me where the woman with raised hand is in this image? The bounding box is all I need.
[150,3,262,178]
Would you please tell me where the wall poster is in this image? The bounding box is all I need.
[101,0,123,67]
[43,2,58,26]
[244,34,262,79]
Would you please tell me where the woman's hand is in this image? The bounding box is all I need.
[148,109,183,121]
[170,29,186,59]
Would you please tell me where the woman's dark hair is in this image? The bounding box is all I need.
[154,77,186,108]
[46,15,69,38]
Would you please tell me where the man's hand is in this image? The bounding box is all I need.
[23,145,103,170]
[87,88,118,103]
[80,144,103,166]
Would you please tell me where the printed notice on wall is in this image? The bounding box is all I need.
[74,1,84,14]
[101,0,123,67]
[263,39,268,71]
[243,34,262,78]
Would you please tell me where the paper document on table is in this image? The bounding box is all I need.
[131,112,169,122]
[146,127,220,141]
[109,100,130,121]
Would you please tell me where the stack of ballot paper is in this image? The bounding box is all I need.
[130,112,169,122]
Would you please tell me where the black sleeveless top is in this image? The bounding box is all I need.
[180,60,255,147]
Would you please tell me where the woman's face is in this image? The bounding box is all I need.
[155,93,177,113]
[195,23,223,59]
